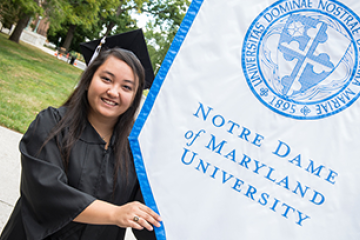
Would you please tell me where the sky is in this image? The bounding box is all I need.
[133,11,151,29]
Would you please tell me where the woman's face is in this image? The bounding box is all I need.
[87,56,137,125]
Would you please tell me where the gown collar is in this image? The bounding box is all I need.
[80,119,116,147]
[58,106,116,147]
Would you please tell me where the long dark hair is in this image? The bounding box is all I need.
[46,48,145,177]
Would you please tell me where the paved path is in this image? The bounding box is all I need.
[36,44,87,71]
[0,126,22,234]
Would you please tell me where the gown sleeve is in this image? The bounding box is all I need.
[19,107,96,239]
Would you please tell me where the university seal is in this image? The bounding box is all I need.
[242,0,360,119]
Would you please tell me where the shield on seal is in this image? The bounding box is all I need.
[277,14,351,98]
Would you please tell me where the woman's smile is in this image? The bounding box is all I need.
[101,98,118,106]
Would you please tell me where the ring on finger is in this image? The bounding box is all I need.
[133,216,140,222]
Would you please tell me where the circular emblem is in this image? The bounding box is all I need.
[242,0,360,119]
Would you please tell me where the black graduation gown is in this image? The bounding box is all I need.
[0,107,155,240]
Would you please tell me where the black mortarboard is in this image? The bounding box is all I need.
[80,29,154,89]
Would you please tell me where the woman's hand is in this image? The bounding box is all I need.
[74,200,161,231]
[113,201,161,231]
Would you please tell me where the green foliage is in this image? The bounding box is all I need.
[54,0,121,50]
[0,0,20,28]
[47,0,141,52]
[12,0,43,16]
[1,0,65,43]
[41,0,71,32]
[0,33,82,133]
[45,0,190,75]
[92,1,139,37]
[143,0,190,29]
[142,0,191,74]
[144,26,170,74]
[47,22,90,52]
[0,0,43,21]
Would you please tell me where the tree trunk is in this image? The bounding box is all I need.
[105,22,116,37]
[62,24,76,51]
[9,14,30,43]
[105,3,124,36]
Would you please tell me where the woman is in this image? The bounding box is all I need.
[0,48,161,240]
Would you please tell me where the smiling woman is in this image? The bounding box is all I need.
[0,46,161,240]
[87,56,137,148]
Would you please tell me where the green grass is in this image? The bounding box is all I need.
[0,33,83,133]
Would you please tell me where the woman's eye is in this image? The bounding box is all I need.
[123,85,132,91]
[101,77,111,82]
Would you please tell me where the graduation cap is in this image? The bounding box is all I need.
[80,29,154,89]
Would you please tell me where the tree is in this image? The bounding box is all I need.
[102,0,148,36]
[142,0,191,74]
[5,0,42,42]
[47,0,138,52]
[2,0,71,43]
[41,0,73,32]
[58,0,119,51]
[48,0,191,71]
[0,0,20,31]
[92,0,191,72]
[90,0,139,39]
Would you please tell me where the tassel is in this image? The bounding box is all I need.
[89,36,106,65]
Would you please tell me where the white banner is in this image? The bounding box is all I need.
[129,0,360,239]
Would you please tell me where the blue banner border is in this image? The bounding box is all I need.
[128,1,204,239]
